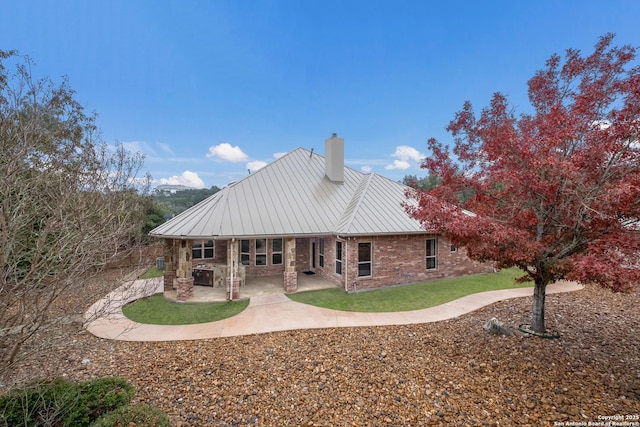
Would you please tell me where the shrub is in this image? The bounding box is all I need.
[0,377,79,427]
[91,403,170,427]
[0,376,134,427]
[75,377,135,423]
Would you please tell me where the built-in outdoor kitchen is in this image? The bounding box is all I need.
[192,263,245,288]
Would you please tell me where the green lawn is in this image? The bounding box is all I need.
[125,268,528,325]
[287,268,529,312]
[122,295,249,325]
[139,266,163,279]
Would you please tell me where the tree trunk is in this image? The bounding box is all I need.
[531,276,547,333]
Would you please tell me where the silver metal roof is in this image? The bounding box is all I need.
[149,147,427,239]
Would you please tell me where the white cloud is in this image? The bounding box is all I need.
[384,145,424,170]
[157,142,174,155]
[274,152,288,159]
[121,140,157,156]
[206,143,249,162]
[158,171,205,188]
[247,160,267,172]
[391,145,424,162]
[385,160,411,170]
[361,165,372,173]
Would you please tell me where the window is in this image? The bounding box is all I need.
[240,240,250,265]
[358,242,372,277]
[192,240,214,259]
[319,238,325,267]
[272,238,283,265]
[450,244,457,253]
[255,239,267,266]
[426,238,437,270]
[335,241,343,275]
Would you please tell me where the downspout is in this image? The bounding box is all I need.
[344,239,348,293]
[230,238,235,301]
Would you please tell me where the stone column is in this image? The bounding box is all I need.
[176,240,194,301]
[162,239,176,292]
[283,237,297,293]
[226,240,241,300]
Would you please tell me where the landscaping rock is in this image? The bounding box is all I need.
[483,317,514,335]
[2,278,639,426]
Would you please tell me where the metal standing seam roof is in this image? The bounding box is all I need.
[149,147,427,239]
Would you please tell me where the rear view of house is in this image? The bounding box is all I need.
[149,134,492,301]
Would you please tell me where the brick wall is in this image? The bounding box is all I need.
[164,235,494,292]
[237,238,287,276]
[307,234,494,292]
[311,236,342,288]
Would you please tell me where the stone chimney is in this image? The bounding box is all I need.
[325,133,344,183]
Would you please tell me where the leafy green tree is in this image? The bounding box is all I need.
[154,186,221,214]
[402,174,442,191]
[142,198,172,236]
[403,174,475,202]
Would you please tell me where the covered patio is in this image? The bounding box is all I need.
[164,272,337,303]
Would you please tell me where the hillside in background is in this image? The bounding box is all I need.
[154,186,221,215]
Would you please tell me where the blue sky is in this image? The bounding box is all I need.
[2,1,639,189]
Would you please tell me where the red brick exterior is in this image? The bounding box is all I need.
[176,277,194,301]
[284,272,298,293]
[162,235,494,294]
[226,277,241,300]
[309,235,494,292]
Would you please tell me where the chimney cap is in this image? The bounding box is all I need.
[331,132,338,138]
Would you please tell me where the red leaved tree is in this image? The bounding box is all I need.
[406,34,640,333]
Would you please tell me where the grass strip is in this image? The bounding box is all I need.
[122,295,249,325]
[139,266,163,279]
[287,268,529,312]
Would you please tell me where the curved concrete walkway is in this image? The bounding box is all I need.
[84,278,583,342]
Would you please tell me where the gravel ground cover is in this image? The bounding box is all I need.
[2,276,639,426]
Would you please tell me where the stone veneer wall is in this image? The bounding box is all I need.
[163,240,178,292]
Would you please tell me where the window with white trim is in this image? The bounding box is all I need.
[192,240,214,259]
[240,240,250,265]
[319,238,325,267]
[255,239,267,266]
[272,238,283,265]
[426,238,437,270]
[358,242,372,277]
[335,241,343,275]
